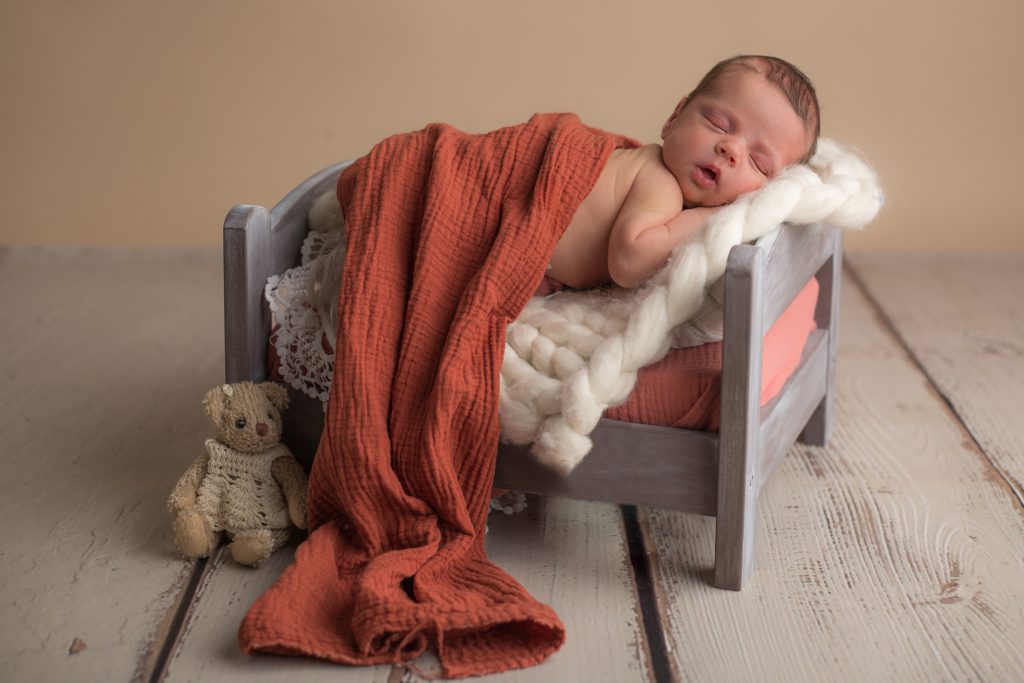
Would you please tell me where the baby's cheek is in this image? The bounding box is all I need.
[735,175,767,201]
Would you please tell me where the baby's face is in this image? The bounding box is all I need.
[661,68,811,208]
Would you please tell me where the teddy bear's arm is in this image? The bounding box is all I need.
[167,451,210,514]
[271,455,308,530]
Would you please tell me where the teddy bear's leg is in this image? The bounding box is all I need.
[173,509,221,559]
[229,528,291,567]
[267,528,291,554]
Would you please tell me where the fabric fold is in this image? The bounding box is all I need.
[238,113,640,678]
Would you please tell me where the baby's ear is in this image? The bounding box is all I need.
[203,384,232,424]
[662,97,688,138]
[259,382,290,412]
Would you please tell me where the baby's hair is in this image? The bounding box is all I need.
[687,54,821,163]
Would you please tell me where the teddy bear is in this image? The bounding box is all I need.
[167,381,308,567]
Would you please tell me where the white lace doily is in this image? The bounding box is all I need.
[265,192,347,409]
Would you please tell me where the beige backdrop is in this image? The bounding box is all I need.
[2,0,1021,250]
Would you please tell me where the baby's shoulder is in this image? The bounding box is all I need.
[610,144,673,192]
[623,144,681,196]
[612,143,662,170]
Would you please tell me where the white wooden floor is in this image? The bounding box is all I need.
[1,247,1022,682]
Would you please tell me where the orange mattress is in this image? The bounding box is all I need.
[604,276,819,429]
[269,276,819,433]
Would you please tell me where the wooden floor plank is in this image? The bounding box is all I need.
[15,246,1020,682]
[0,247,650,681]
[0,247,226,681]
[847,251,1024,506]
[160,543,391,682]
[402,497,653,682]
[641,270,1024,682]
[164,497,651,682]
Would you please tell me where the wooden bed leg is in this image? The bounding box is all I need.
[799,229,842,447]
[714,245,764,591]
[800,397,831,447]
[714,437,759,591]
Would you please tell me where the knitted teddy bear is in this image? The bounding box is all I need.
[167,381,308,567]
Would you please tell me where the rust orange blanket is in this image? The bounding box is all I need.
[238,113,640,677]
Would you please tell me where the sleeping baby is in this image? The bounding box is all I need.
[535,54,820,296]
[289,53,820,404]
[275,54,823,508]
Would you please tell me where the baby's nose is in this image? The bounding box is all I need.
[256,422,269,436]
[716,140,741,165]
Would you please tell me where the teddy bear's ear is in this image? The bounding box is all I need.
[259,382,290,411]
[203,384,231,424]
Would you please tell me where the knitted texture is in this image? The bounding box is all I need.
[499,138,883,474]
[197,439,293,532]
[238,113,640,678]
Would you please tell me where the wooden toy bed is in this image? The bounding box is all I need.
[223,159,842,591]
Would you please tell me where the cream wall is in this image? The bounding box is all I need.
[2,0,1021,250]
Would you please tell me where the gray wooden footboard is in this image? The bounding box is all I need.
[222,161,842,591]
[713,223,839,589]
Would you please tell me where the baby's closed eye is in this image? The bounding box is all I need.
[705,113,728,132]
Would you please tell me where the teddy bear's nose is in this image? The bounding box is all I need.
[256,422,269,436]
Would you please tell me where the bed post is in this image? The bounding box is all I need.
[798,227,842,446]
[714,244,765,591]
[223,204,271,384]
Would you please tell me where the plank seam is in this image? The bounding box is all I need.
[146,553,217,683]
[621,504,676,683]
[845,260,1024,512]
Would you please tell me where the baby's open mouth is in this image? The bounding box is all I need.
[692,164,719,189]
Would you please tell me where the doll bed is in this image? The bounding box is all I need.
[223,160,842,591]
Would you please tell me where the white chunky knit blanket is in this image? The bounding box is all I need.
[268,137,882,476]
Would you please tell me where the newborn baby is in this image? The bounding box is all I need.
[537,54,820,295]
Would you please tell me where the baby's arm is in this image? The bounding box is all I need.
[607,162,715,289]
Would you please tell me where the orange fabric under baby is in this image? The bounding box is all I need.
[603,275,819,430]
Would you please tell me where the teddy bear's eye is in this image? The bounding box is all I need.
[267,412,274,420]
[235,418,247,429]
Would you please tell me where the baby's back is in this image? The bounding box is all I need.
[547,144,664,289]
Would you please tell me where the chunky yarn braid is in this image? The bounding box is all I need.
[498,138,883,475]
